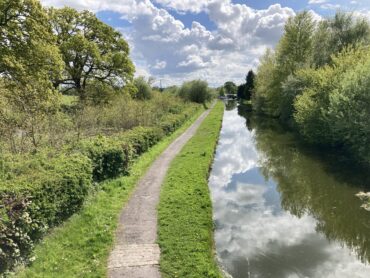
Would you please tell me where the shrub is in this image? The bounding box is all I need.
[79,136,133,182]
[178,80,212,104]
[294,47,370,146]
[134,77,152,100]
[116,127,164,156]
[0,152,92,273]
[159,106,197,135]
[326,51,370,162]
[79,127,165,182]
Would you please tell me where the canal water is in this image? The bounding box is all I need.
[208,101,370,278]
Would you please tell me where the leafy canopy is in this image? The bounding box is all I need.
[49,7,135,100]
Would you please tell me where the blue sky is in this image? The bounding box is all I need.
[42,0,370,86]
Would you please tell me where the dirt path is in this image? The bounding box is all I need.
[108,106,213,278]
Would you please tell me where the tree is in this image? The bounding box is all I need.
[245,70,255,100]
[237,70,255,100]
[134,77,152,100]
[0,0,63,152]
[253,49,280,116]
[237,84,246,99]
[276,11,314,76]
[253,12,314,117]
[178,80,212,104]
[223,81,237,96]
[49,7,135,101]
[218,86,225,97]
[312,12,370,67]
[0,0,63,79]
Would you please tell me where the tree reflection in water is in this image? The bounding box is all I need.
[209,103,370,278]
[240,103,370,264]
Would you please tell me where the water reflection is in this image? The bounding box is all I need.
[209,103,370,278]
[225,100,238,111]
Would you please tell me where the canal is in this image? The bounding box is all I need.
[208,101,370,278]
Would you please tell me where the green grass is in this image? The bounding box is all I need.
[158,101,224,278]
[14,107,205,278]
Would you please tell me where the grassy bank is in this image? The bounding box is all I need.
[14,107,205,278]
[158,101,224,278]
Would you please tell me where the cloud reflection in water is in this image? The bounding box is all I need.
[209,108,370,278]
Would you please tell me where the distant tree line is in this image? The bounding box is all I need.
[217,70,255,101]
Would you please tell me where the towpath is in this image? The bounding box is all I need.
[108,106,213,278]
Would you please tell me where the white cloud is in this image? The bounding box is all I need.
[309,0,327,4]
[40,0,300,86]
[155,0,209,13]
[320,3,341,10]
[152,60,167,69]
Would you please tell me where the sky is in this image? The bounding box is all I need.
[40,0,370,87]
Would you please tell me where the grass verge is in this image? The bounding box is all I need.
[14,107,205,278]
[158,101,224,278]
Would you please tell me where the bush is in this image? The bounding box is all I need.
[178,80,212,104]
[134,77,152,100]
[116,127,164,156]
[78,106,198,183]
[159,106,196,135]
[0,152,92,273]
[326,50,370,162]
[79,136,133,182]
[294,47,369,146]
[79,127,165,182]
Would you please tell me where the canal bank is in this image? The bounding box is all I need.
[209,101,370,278]
[158,101,224,278]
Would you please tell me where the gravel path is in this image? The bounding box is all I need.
[108,107,212,278]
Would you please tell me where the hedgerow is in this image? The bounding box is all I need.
[0,104,200,275]
[0,152,92,273]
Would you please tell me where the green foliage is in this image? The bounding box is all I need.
[178,80,212,104]
[294,47,370,161]
[117,126,164,156]
[133,77,152,100]
[72,92,195,137]
[237,83,246,99]
[238,70,255,100]
[0,152,92,273]
[158,102,224,278]
[79,126,165,182]
[218,86,225,97]
[253,11,370,164]
[0,0,64,152]
[159,106,196,134]
[163,85,179,95]
[245,70,255,100]
[14,107,204,278]
[49,7,134,101]
[276,11,314,75]
[84,82,118,105]
[0,79,62,152]
[79,136,132,182]
[312,12,370,67]
[294,47,369,146]
[0,102,200,274]
[0,0,63,81]
[253,11,314,118]
[223,81,237,95]
[253,49,281,116]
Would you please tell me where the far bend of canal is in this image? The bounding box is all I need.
[208,101,370,278]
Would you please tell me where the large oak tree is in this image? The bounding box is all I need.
[49,7,135,101]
